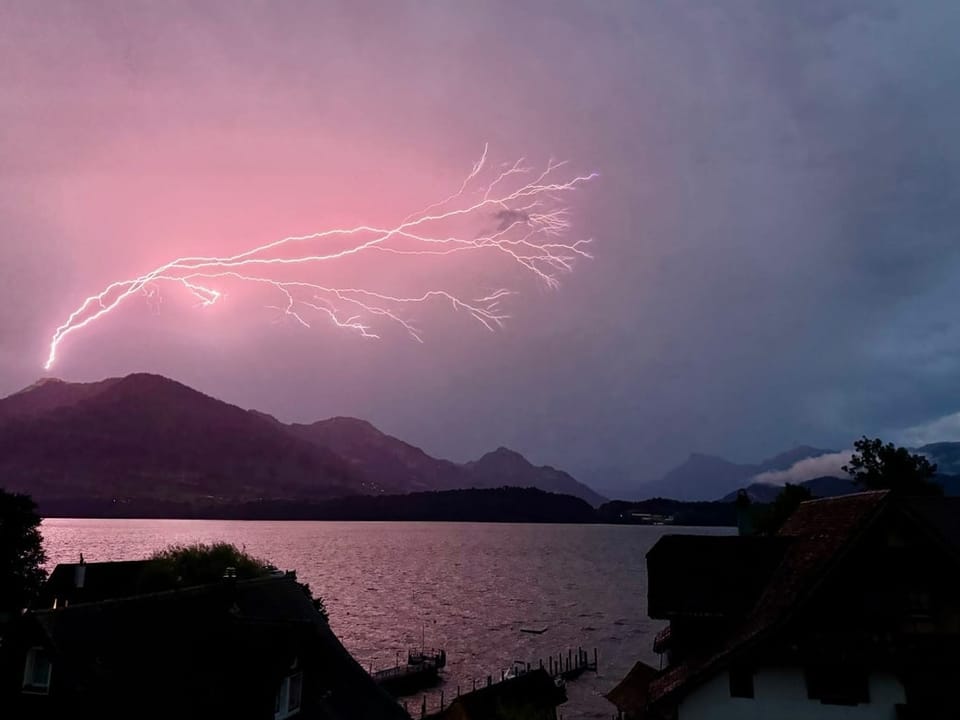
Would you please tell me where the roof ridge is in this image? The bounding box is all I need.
[32,573,293,613]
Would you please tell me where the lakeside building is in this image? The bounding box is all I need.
[608,491,960,719]
[0,568,410,720]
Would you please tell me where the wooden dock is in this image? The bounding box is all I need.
[412,647,598,719]
[371,649,446,697]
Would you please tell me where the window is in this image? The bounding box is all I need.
[806,665,869,706]
[728,667,754,699]
[275,671,303,719]
[22,647,52,694]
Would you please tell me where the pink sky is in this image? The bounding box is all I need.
[5,2,960,495]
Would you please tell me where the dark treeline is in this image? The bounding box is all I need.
[39,487,600,523]
[37,487,742,525]
[596,498,738,526]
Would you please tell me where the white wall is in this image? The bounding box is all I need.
[678,667,905,720]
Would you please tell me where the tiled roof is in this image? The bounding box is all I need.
[606,661,658,715]
[16,575,409,720]
[619,491,893,715]
[646,535,790,619]
[40,560,153,606]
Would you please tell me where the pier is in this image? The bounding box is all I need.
[371,649,447,697]
[411,646,598,719]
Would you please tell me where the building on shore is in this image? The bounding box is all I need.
[0,568,410,720]
[608,491,960,719]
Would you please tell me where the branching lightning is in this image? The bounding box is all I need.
[44,147,597,370]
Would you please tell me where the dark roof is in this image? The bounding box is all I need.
[646,535,790,619]
[443,669,563,720]
[606,661,658,716]
[615,491,894,715]
[39,560,153,607]
[901,497,960,561]
[10,574,408,720]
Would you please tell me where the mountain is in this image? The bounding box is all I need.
[721,476,858,503]
[0,374,604,510]
[464,447,607,507]
[289,417,465,494]
[634,453,760,502]
[635,446,837,501]
[290,420,606,505]
[916,442,960,475]
[0,374,362,506]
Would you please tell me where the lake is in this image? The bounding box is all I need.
[41,519,732,718]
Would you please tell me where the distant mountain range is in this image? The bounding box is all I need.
[0,374,606,510]
[638,444,960,502]
[635,445,837,501]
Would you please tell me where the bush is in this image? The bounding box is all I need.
[141,542,327,621]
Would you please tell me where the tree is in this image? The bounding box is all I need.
[143,542,328,621]
[754,483,812,535]
[0,489,47,615]
[842,436,941,495]
[146,542,271,587]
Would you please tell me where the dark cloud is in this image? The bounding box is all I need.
[3,1,960,496]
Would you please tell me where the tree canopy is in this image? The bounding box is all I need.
[143,542,327,621]
[842,436,941,495]
[754,483,813,536]
[0,489,47,615]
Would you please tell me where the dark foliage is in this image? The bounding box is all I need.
[596,498,738,526]
[843,437,941,495]
[0,489,47,614]
[141,542,327,621]
[753,483,812,536]
[38,487,598,524]
[144,542,272,586]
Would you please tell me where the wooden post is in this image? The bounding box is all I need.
[421,695,426,718]
[539,658,543,670]
[457,685,460,698]
[440,690,444,710]
[594,647,598,672]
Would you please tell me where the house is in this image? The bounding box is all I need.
[0,570,410,720]
[608,491,960,719]
[38,558,153,607]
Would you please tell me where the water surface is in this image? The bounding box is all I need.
[42,519,732,718]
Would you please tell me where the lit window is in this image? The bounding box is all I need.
[275,672,303,719]
[22,647,52,694]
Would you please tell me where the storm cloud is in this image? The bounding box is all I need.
[2,1,960,497]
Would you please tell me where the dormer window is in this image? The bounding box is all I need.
[274,658,303,719]
[22,647,52,694]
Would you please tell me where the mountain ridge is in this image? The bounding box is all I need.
[0,373,605,508]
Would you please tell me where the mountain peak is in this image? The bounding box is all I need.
[472,446,532,468]
[16,377,66,394]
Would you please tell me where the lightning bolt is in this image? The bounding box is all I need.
[43,149,597,370]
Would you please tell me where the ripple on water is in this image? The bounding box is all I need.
[40,519,731,719]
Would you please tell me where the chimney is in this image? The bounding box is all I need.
[735,490,753,536]
[74,554,87,589]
